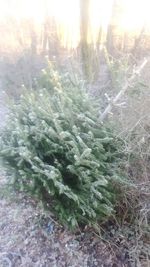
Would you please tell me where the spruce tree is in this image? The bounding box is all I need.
[0,63,123,228]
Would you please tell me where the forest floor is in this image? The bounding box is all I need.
[0,174,138,267]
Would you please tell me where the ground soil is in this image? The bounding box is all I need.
[0,174,133,267]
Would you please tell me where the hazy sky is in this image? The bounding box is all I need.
[0,0,149,32]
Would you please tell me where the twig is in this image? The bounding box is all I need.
[100,58,148,122]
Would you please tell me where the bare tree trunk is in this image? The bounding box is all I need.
[30,23,37,55]
[42,0,60,59]
[80,0,91,79]
[106,25,115,55]
[96,26,103,52]
[122,31,128,52]
[132,25,146,56]
[42,17,49,54]
[106,0,120,55]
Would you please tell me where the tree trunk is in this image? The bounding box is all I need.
[80,0,91,80]
[106,0,120,55]
[132,25,146,56]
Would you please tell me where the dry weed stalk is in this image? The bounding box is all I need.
[100,58,148,122]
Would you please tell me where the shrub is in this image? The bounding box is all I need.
[0,63,124,228]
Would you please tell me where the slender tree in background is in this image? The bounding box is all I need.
[132,24,146,56]
[80,0,102,82]
[106,0,117,55]
[106,0,125,55]
[30,22,37,55]
[42,0,59,59]
[80,0,91,80]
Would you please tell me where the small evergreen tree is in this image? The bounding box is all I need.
[0,63,123,228]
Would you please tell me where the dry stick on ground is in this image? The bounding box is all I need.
[100,58,148,122]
